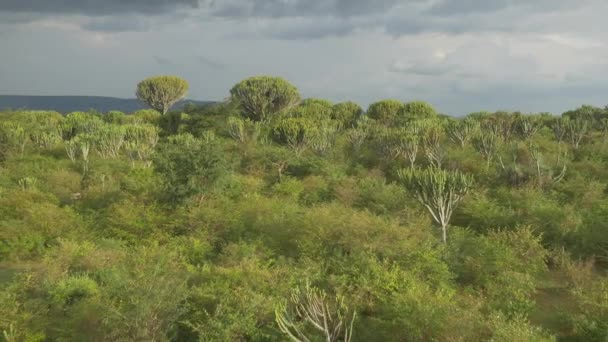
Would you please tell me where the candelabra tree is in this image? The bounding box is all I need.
[399,168,473,243]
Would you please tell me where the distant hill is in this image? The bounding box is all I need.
[0,95,214,114]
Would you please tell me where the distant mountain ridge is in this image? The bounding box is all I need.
[0,95,214,113]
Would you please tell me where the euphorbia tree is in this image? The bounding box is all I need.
[366,99,404,126]
[136,75,189,115]
[230,76,301,122]
[472,131,498,169]
[445,118,479,147]
[399,168,473,243]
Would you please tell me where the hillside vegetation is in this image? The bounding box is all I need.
[1,76,607,341]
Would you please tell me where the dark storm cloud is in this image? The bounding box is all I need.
[0,0,199,16]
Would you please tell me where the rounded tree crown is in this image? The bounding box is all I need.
[366,99,405,125]
[136,75,189,115]
[403,101,437,120]
[229,76,301,122]
[332,101,363,125]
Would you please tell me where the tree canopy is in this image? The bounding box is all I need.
[136,75,189,115]
[1,81,608,341]
[230,76,301,122]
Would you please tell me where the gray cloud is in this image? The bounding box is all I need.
[197,56,225,69]
[154,56,174,66]
[207,0,401,18]
[0,0,199,16]
[82,16,152,32]
[427,0,589,16]
[389,61,467,77]
[1,0,607,116]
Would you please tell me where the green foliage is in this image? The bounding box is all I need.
[1,97,607,341]
[230,76,301,122]
[332,101,363,127]
[447,227,548,316]
[402,100,438,121]
[136,75,189,115]
[366,99,404,126]
[153,133,226,204]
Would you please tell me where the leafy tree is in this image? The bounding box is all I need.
[136,75,189,115]
[230,76,301,122]
[153,133,226,204]
[399,168,473,243]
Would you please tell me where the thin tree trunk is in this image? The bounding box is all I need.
[441,224,447,244]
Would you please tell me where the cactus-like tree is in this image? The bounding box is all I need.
[399,168,473,243]
[515,115,543,140]
[65,134,93,175]
[136,75,189,115]
[124,124,159,167]
[421,122,446,169]
[472,131,498,169]
[275,281,356,342]
[93,124,126,159]
[445,118,479,147]
[230,76,301,122]
[366,99,405,126]
[564,118,588,150]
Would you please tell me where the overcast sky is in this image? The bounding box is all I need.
[0,0,607,115]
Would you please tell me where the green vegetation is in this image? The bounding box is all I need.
[136,75,189,115]
[1,77,608,341]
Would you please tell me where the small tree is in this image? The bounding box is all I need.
[136,75,189,115]
[275,281,356,342]
[124,124,159,167]
[421,122,446,169]
[564,118,588,150]
[399,168,473,243]
[93,124,125,159]
[515,115,542,140]
[230,76,301,122]
[65,134,93,175]
[472,131,498,169]
[445,118,479,147]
